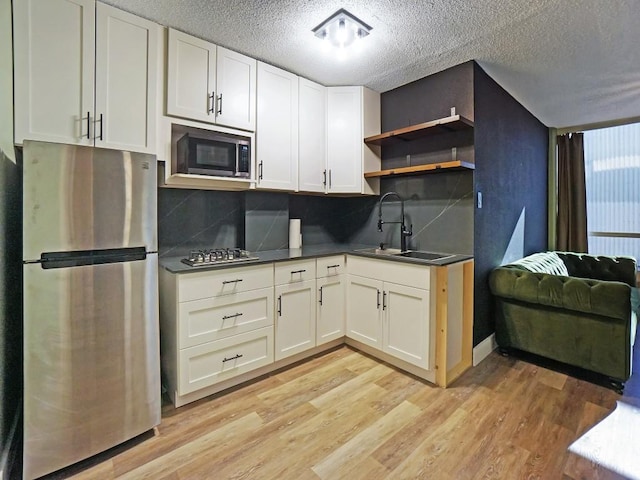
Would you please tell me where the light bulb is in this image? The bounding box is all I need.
[336,19,347,45]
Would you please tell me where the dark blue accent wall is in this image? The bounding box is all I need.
[473,63,549,344]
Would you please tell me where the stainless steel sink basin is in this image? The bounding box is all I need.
[395,251,455,261]
[355,247,402,256]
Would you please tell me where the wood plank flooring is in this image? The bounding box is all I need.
[43,346,630,480]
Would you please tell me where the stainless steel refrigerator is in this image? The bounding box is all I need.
[22,141,161,479]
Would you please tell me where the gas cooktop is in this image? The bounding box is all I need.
[181,248,259,267]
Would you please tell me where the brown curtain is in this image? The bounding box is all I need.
[556,132,588,252]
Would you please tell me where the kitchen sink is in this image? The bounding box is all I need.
[355,247,402,255]
[395,251,455,261]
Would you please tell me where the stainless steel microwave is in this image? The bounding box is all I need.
[176,132,251,178]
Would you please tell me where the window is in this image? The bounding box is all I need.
[584,122,640,262]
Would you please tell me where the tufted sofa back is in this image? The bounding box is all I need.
[556,252,637,287]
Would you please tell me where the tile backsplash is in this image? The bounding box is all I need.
[158,171,473,257]
[158,188,242,257]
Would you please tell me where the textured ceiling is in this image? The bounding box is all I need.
[102,0,640,128]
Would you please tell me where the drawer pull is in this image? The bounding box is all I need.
[222,312,243,320]
[222,279,243,285]
[319,286,323,306]
[277,295,282,316]
[291,269,306,274]
[222,354,243,363]
[326,264,341,269]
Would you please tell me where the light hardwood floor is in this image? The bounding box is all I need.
[44,346,627,480]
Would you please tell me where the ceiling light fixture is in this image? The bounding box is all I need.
[312,8,372,49]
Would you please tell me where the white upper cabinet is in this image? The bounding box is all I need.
[327,86,381,194]
[94,3,157,153]
[166,29,216,124]
[14,0,158,153]
[298,78,327,193]
[256,62,299,191]
[14,0,95,146]
[166,29,256,131]
[215,47,256,131]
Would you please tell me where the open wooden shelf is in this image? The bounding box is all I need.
[364,160,475,178]
[364,114,474,146]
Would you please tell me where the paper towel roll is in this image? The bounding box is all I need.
[289,219,301,249]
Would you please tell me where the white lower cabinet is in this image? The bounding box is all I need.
[383,283,430,369]
[316,255,346,345]
[159,264,274,406]
[274,260,317,360]
[347,256,432,370]
[346,275,382,348]
[159,253,463,407]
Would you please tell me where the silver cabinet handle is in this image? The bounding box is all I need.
[329,169,332,188]
[291,269,306,275]
[208,91,215,113]
[222,354,243,363]
[323,169,327,186]
[222,279,243,285]
[217,93,223,115]
[377,289,381,309]
[222,312,243,320]
[319,286,323,306]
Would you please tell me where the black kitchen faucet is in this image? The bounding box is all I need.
[377,191,412,252]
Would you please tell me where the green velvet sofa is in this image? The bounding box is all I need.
[489,251,638,391]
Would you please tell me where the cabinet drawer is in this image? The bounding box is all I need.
[347,255,430,290]
[316,255,346,278]
[274,259,316,285]
[179,287,274,348]
[178,264,273,302]
[178,326,274,395]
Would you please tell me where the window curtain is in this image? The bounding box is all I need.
[556,132,588,252]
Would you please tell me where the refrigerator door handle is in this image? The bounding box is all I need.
[38,246,147,269]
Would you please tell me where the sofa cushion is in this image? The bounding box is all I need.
[510,252,569,276]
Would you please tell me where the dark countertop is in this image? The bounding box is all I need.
[159,243,473,274]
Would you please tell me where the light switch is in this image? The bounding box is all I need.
[477,191,483,208]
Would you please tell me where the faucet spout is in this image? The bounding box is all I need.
[377,192,412,251]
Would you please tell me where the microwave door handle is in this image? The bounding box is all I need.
[208,91,215,114]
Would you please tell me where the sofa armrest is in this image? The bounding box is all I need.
[489,267,632,322]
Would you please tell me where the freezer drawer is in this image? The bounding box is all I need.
[23,255,160,480]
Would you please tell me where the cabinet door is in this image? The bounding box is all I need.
[14,0,95,146]
[298,78,327,193]
[256,62,299,191]
[275,279,316,360]
[215,47,256,131]
[346,275,382,348]
[166,28,216,123]
[317,276,345,345]
[384,283,430,369]
[327,87,362,193]
[95,3,157,153]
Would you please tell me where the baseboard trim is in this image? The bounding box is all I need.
[473,333,497,366]
[0,404,20,480]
